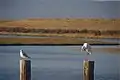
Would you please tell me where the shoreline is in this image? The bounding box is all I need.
[0,32,119,45]
[0,32,120,39]
[0,37,119,45]
[0,43,119,46]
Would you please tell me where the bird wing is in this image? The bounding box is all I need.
[22,51,30,58]
[81,46,85,51]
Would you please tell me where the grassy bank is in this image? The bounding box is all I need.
[0,18,119,44]
[0,32,119,44]
[0,36,118,45]
[0,32,120,38]
[0,18,120,39]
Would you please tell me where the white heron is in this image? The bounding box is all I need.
[81,43,92,55]
[20,49,30,59]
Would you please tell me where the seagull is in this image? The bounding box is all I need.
[81,43,92,55]
[20,49,30,59]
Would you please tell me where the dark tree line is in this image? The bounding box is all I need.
[0,27,120,36]
[0,27,80,33]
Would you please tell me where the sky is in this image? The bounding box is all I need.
[0,0,120,20]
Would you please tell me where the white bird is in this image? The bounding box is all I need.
[81,43,92,55]
[20,49,30,59]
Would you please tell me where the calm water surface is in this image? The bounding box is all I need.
[0,45,120,80]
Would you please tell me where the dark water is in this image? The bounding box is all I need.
[0,46,120,80]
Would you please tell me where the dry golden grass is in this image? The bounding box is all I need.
[0,18,120,31]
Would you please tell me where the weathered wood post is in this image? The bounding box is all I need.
[20,59,31,80]
[83,60,94,80]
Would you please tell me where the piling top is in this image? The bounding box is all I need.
[84,60,94,62]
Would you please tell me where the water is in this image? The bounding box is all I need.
[0,45,120,80]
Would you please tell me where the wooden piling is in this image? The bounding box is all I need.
[83,60,94,80]
[20,59,31,80]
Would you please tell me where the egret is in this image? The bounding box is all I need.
[20,49,30,59]
[81,43,92,55]
[81,43,92,61]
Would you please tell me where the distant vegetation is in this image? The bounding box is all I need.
[0,27,120,37]
[0,18,120,38]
